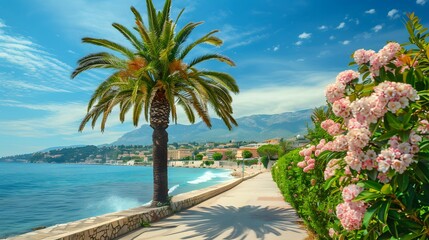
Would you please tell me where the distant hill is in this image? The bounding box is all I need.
[39,145,87,153]
[112,109,313,146]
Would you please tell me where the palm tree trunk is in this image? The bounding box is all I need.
[150,89,170,207]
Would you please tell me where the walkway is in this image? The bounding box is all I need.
[117,172,308,240]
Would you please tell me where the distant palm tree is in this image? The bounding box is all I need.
[71,0,239,206]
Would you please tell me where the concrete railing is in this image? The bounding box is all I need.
[9,173,260,240]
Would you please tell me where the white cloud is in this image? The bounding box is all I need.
[387,9,400,19]
[336,22,345,29]
[295,41,303,46]
[372,24,383,32]
[417,0,427,5]
[231,71,336,117]
[365,9,376,14]
[297,59,305,62]
[329,36,335,40]
[219,24,267,50]
[273,45,280,51]
[0,25,98,94]
[0,19,6,28]
[341,40,351,45]
[298,32,312,39]
[318,25,328,30]
[0,101,129,140]
[2,80,71,93]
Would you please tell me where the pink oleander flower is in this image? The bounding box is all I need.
[297,161,307,168]
[324,158,341,180]
[328,228,337,238]
[417,120,429,134]
[377,172,391,183]
[409,131,422,145]
[336,201,367,231]
[342,184,364,202]
[333,98,351,118]
[321,119,335,130]
[347,128,371,151]
[336,70,360,85]
[326,83,346,103]
[316,139,326,150]
[353,49,376,65]
[344,150,365,171]
[327,123,344,136]
[332,135,348,152]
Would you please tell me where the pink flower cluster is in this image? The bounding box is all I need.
[374,82,419,113]
[376,133,420,174]
[348,81,419,126]
[325,70,359,104]
[324,158,341,180]
[368,42,402,76]
[417,120,429,134]
[333,98,351,119]
[336,184,367,231]
[353,49,376,65]
[321,119,343,136]
[298,145,316,172]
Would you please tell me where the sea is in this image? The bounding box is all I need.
[0,162,233,238]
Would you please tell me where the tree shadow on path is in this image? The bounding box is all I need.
[157,205,303,240]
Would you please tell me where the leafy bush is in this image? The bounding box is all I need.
[242,150,253,159]
[274,14,429,240]
[195,154,203,160]
[235,159,258,166]
[203,160,214,166]
[272,149,341,239]
[260,156,269,168]
[212,152,223,160]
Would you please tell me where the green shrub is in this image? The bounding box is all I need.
[235,159,258,166]
[242,150,252,159]
[272,148,341,239]
[212,152,223,160]
[260,156,268,169]
[203,160,214,166]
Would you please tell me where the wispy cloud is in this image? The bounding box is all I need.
[0,22,98,94]
[0,101,129,140]
[341,40,351,45]
[2,80,71,93]
[365,9,376,14]
[231,71,336,117]
[295,41,303,46]
[417,0,427,5]
[218,24,267,50]
[273,45,280,51]
[336,22,346,29]
[298,32,312,39]
[0,19,6,28]
[387,9,400,19]
[318,25,328,30]
[372,24,383,32]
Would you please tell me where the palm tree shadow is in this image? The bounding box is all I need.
[161,205,303,240]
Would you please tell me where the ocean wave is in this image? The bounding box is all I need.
[168,184,180,194]
[187,171,232,185]
[86,195,141,213]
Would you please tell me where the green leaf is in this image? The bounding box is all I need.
[377,201,391,223]
[355,190,384,201]
[419,140,429,151]
[381,184,393,194]
[363,180,383,191]
[376,130,398,142]
[385,112,404,130]
[396,174,410,192]
[363,201,382,227]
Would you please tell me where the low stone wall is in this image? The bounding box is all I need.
[9,173,259,240]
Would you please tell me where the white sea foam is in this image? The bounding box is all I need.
[86,195,141,212]
[187,171,232,184]
[168,184,180,194]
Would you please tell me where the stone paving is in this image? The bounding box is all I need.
[117,172,308,240]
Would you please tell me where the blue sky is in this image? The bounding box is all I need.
[0,0,428,156]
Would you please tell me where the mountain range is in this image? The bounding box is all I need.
[112,109,314,146]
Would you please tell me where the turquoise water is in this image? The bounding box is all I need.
[0,162,233,238]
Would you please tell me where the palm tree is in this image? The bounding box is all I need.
[71,0,239,206]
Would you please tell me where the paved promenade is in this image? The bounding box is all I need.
[117,172,308,240]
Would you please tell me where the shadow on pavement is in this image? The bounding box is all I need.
[159,204,302,240]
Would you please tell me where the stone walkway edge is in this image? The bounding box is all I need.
[8,173,260,240]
